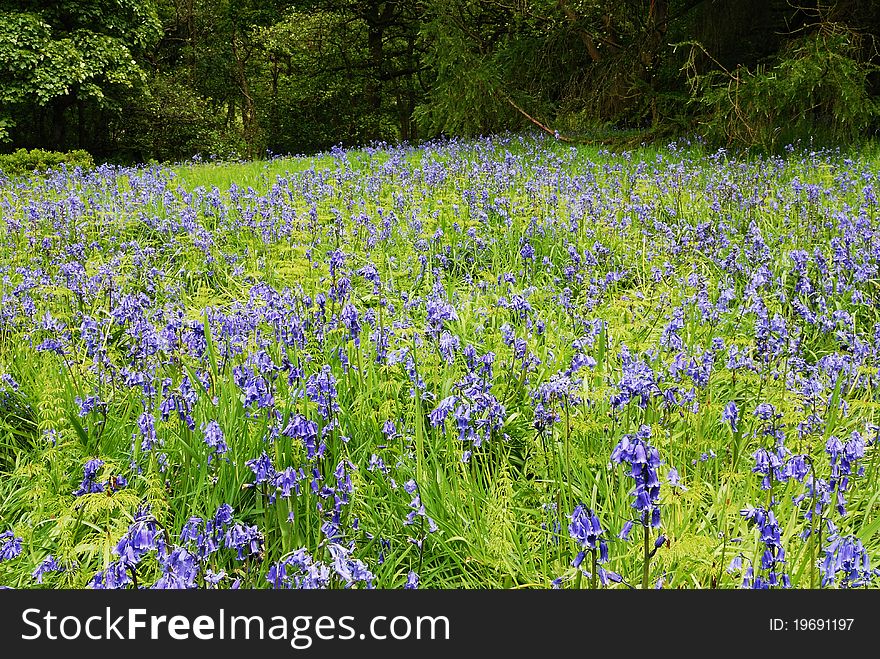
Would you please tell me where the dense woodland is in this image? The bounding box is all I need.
[2,0,880,161]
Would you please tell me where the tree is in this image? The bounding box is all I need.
[257,1,427,150]
[0,0,161,148]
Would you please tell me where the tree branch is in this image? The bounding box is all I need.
[499,93,571,142]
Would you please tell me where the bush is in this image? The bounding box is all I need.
[114,74,241,163]
[0,148,95,177]
[683,23,880,152]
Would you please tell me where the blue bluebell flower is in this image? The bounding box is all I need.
[0,530,22,561]
[32,555,62,583]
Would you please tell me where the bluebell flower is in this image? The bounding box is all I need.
[305,365,339,419]
[224,523,263,561]
[0,530,22,561]
[282,414,319,458]
[666,468,687,491]
[201,420,228,462]
[754,403,777,421]
[820,533,875,588]
[204,569,226,587]
[89,561,131,590]
[275,467,304,499]
[739,506,789,588]
[32,555,62,583]
[153,547,199,589]
[329,543,375,589]
[341,303,361,345]
[73,458,105,496]
[428,396,458,426]
[569,505,609,568]
[404,571,420,589]
[611,425,663,528]
[721,401,739,432]
[246,452,276,486]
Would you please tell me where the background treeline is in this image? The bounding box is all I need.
[2,0,879,162]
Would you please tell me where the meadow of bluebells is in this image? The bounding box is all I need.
[0,133,878,589]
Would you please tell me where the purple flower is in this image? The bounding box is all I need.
[73,458,105,496]
[738,506,789,588]
[569,505,609,567]
[404,570,420,589]
[611,425,663,528]
[137,412,158,451]
[224,523,263,561]
[666,468,687,491]
[153,546,199,589]
[0,530,22,561]
[429,395,457,426]
[115,509,161,566]
[820,533,874,588]
[328,543,375,589]
[32,555,62,583]
[202,420,228,462]
[283,414,319,458]
[305,365,339,419]
[754,403,777,421]
[341,303,361,345]
[246,452,276,486]
[88,561,131,589]
[721,401,739,432]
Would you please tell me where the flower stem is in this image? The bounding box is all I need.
[591,548,599,590]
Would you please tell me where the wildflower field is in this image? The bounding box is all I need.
[1,134,879,590]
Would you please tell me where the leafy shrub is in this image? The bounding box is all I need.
[683,23,879,152]
[114,73,243,163]
[0,148,94,177]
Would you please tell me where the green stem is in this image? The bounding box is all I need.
[591,548,599,590]
[808,457,818,590]
[564,400,573,511]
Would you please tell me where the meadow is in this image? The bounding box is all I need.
[0,133,878,589]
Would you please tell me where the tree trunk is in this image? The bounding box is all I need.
[642,0,670,126]
[366,19,384,137]
[557,0,602,62]
[78,100,85,150]
[50,98,69,150]
[363,1,399,139]
[231,26,257,157]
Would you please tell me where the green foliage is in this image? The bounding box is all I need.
[5,0,880,157]
[252,10,397,153]
[0,384,37,472]
[0,1,161,142]
[683,24,880,151]
[0,148,94,177]
[115,74,237,162]
[415,4,513,136]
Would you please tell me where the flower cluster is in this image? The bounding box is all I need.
[266,544,374,589]
[819,529,877,588]
[0,530,22,562]
[738,506,790,588]
[611,425,662,529]
[567,505,621,586]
